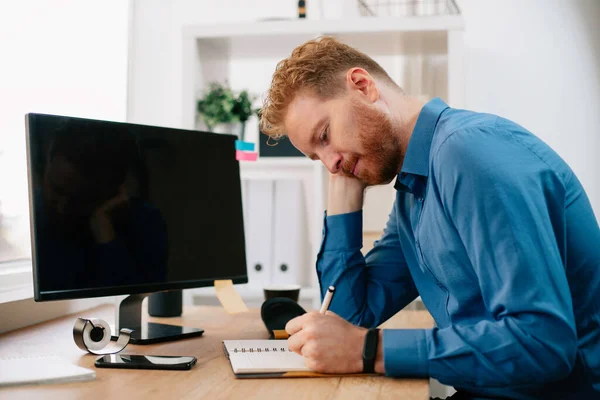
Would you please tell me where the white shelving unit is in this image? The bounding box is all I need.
[182,16,464,39]
[181,15,465,310]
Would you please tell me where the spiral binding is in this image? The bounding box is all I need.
[231,347,292,353]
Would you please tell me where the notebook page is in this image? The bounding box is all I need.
[223,340,310,374]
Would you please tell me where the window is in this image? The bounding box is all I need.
[0,1,130,301]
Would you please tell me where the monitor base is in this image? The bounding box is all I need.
[111,322,204,345]
[115,293,204,345]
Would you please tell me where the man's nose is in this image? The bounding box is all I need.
[323,151,343,174]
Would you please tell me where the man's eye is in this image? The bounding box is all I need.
[320,127,329,143]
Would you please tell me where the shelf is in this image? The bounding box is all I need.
[239,157,324,182]
[189,286,423,310]
[183,16,465,39]
[190,285,320,301]
[240,157,313,168]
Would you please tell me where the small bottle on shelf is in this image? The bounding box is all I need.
[298,0,306,18]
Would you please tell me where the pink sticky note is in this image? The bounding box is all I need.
[236,150,258,161]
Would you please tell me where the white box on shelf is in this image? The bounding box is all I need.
[241,179,250,237]
[245,180,275,288]
[271,179,308,286]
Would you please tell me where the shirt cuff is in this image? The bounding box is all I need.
[321,210,363,251]
[383,329,429,377]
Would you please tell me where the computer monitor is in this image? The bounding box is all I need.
[25,113,248,343]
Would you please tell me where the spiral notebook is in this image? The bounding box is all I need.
[223,340,317,378]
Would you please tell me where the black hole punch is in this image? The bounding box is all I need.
[255,264,262,272]
[280,264,288,272]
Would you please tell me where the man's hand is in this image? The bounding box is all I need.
[327,173,366,216]
[285,311,367,374]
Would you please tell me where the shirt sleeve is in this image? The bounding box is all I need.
[384,127,578,389]
[317,206,418,328]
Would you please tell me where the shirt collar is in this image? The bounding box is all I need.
[401,97,449,177]
[394,97,449,194]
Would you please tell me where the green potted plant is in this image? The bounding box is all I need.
[196,82,257,141]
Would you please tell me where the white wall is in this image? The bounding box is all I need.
[0,0,130,224]
[128,0,299,128]
[458,0,600,217]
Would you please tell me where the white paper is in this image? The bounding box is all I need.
[0,356,95,387]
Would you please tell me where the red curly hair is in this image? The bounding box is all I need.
[259,36,397,138]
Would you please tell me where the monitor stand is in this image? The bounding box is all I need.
[112,293,204,345]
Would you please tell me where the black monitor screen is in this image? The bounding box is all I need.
[26,113,248,301]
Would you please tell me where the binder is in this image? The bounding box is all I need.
[240,179,249,241]
[245,180,275,288]
[271,180,306,286]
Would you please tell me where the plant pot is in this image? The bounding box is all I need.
[210,122,243,138]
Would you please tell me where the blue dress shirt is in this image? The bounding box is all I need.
[317,98,600,399]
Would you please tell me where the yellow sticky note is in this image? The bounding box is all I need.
[214,280,249,314]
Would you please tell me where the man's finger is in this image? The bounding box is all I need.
[287,328,308,355]
[285,314,307,335]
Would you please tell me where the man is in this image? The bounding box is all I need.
[259,37,600,399]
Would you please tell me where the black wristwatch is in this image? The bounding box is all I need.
[362,328,380,373]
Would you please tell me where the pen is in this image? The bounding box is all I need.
[319,286,335,314]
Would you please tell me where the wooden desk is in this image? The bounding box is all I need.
[0,305,433,400]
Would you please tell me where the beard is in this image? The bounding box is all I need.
[341,99,402,186]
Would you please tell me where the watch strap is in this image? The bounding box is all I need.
[362,328,380,373]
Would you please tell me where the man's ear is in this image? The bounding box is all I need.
[346,68,379,103]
